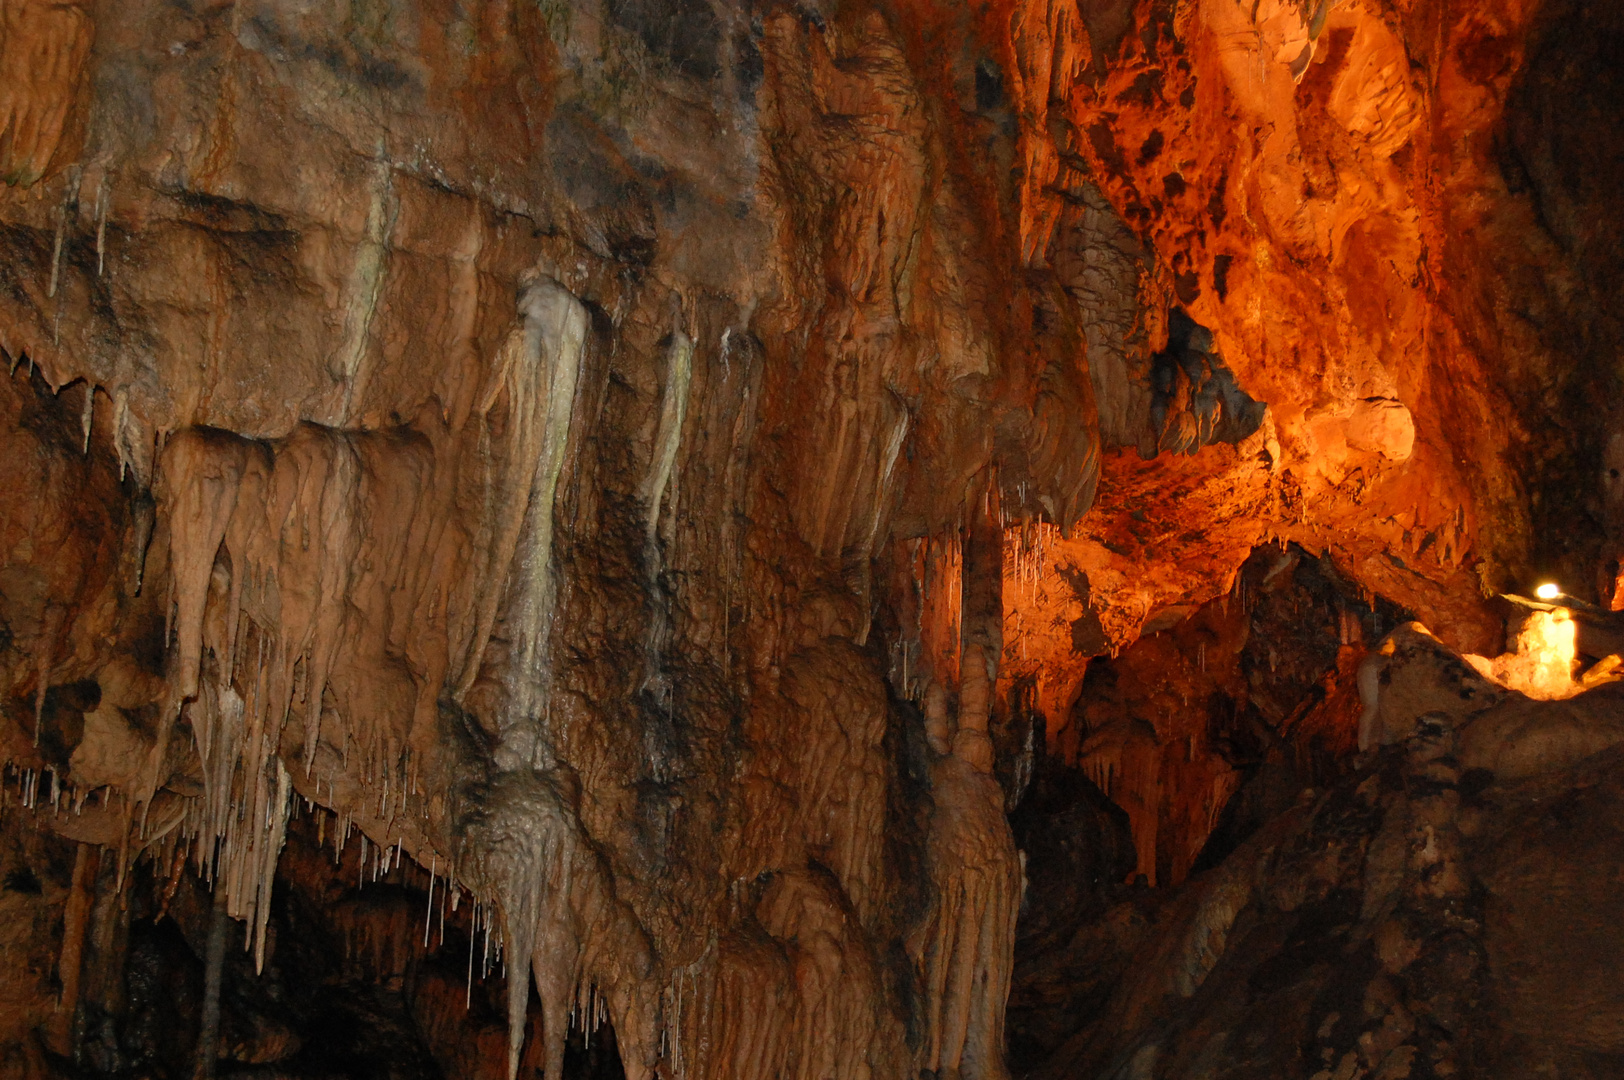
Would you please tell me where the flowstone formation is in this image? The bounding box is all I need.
[0,1,1619,1079]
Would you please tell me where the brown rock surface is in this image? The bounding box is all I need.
[0,0,1617,1077]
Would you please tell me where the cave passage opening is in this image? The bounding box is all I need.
[35,809,633,1080]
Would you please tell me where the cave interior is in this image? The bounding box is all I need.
[0,0,1621,1079]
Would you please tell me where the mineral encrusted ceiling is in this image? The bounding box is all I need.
[0,0,1620,1077]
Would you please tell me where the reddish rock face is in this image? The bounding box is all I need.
[0,0,1618,1077]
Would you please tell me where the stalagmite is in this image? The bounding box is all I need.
[1357,646,1389,751]
[910,473,1021,1079]
[194,886,230,1080]
[912,684,1023,1080]
[1465,608,1588,700]
[46,842,95,1056]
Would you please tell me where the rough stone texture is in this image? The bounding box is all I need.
[0,0,1617,1077]
[1023,622,1624,1080]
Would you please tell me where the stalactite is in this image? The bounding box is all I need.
[0,2,1591,1076]
[642,310,693,549]
[140,279,602,971]
[457,769,656,1080]
[456,277,589,767]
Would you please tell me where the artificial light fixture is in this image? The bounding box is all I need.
[1535,582,1561,601]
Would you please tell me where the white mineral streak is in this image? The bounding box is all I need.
[459,771,656,1080]
[455,279,588,759]
[856,397,910,646]
[79,382,93,453]
[452,280,665,1078]
[94,171,108,276]
[642,325,693,547]
[47,166,79,300]
[502,279,589,765]
[330,150,398,426]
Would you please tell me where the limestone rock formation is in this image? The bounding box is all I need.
[0,0,1617,1078]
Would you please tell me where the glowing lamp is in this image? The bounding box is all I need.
[1535,582,1561,601]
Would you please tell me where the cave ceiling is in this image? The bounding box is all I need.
[0,0,1619,1077]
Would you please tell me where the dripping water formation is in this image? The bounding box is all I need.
[0,2,1622,1079]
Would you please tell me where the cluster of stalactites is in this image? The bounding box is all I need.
[128,270,694,1074]
[152,424,363,967]
[140,274,596,969]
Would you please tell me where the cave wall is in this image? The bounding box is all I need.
[0,0,1616,1077]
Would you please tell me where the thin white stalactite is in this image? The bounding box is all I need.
[642,323,694,549]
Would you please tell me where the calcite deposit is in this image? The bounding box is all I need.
[0,0,1619,1078]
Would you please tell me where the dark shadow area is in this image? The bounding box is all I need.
[48,818,628,1080]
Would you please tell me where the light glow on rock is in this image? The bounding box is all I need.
[1466,608,1580,700]
[1535,582,1561,600]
